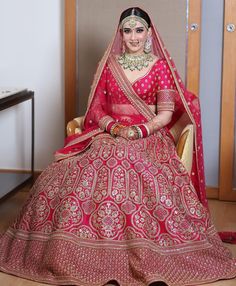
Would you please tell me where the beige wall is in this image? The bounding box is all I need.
[76,0,187,115]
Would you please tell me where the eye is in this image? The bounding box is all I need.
[136,28,144,33]
[123,28,131,34]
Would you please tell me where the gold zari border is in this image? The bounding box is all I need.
[6,226,216,256]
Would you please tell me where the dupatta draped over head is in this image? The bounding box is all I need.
[55,8,207,208]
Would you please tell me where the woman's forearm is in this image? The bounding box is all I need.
[145,111,173,134]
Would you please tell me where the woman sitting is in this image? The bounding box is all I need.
[0,7,235,286]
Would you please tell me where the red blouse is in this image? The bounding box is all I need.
[87,59,176,125]
[132,59,176,109]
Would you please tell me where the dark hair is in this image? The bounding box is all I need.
[119,7,151,28]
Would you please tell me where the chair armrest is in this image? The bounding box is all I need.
[66,116,85,136]
[176,124,194,174]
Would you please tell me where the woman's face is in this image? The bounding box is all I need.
[122,20,150,54]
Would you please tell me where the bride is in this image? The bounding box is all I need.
[0,7,235,286]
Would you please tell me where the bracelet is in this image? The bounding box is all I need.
[110,123,124,137]
[98,115,114,130]
[134,125,143,138]
[144,124,150,136]
[129,124,151,139]
[106,121,116,133]
[146,120,155,135]
[129,125,142,139]
[138,124,150,138]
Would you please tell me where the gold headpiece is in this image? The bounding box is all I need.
[120,15,149,30]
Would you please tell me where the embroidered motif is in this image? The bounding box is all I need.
[121,200,136,215]
[82,200,96,215]
[157,233,180,246]
[90,202,125,238]
[128,169,142,204]
[93,166,110,202]
[132,206,160,238]
[111,167,128,203]
[153,205,169,221]
[71,226,97,239]
[76,165,94,201]
[53,197,82,229]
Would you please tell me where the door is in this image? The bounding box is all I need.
[219,0,236,201]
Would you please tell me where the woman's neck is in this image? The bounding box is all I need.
[125,50,145,56]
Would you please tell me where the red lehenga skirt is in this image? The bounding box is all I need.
[0,130,236,286]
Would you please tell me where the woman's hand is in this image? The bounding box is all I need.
[117,126,139,140]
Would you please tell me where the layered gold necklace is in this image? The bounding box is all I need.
[118,53,154,71]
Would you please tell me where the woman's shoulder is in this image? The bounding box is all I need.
[152,57,173,76]
[153,56,168,67]
[149,54,167,68]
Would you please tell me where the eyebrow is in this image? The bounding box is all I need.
[123,26,145,30]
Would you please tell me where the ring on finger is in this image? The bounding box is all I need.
[128,129,135,139]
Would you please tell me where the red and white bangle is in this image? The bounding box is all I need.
[106,121,116,133]
[98,115,114,131]
[98,116,126,137]
[133,124,150,138]
[99,117,125,137]
[140,124,150,137]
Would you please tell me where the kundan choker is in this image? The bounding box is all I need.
[118,53,154,71]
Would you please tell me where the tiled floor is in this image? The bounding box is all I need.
[0,189,235,286]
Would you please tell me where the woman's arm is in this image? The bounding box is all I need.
[145,110,173,133]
